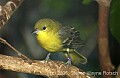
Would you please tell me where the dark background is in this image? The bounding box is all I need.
[0,0,119,78]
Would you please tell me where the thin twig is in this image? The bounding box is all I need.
[0,37,31,63]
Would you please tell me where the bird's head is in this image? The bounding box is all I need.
[32,18,61,35]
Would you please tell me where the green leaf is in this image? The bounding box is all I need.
[82,0,93,5]
[110,0,120,43]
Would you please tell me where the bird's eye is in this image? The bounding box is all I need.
[42,26,46,30]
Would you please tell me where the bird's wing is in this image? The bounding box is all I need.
[58,26,84,49]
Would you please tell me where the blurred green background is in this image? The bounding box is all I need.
[0,0,120,78]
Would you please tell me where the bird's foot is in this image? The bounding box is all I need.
[44,53,51,63]
[44,58,51,63]
[65,57,72,65]
[65,60,71,65]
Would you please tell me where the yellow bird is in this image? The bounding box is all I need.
[33,18,87,65]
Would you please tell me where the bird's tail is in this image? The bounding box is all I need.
[64,50,87,65]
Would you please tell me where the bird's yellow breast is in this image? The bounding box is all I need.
[36,31,62,52]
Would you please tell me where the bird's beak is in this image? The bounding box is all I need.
[32,29,39,35]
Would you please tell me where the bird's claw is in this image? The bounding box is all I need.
[44,53,51,63]
[65,60,71,65]
[44,58,51,63]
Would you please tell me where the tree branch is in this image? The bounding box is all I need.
[97,0,114,78]
[116,65,120,78]
[0,54,94,78]
[0,0,23,28]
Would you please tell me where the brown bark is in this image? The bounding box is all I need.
[97,0,114,78]
[0,54,94,78]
